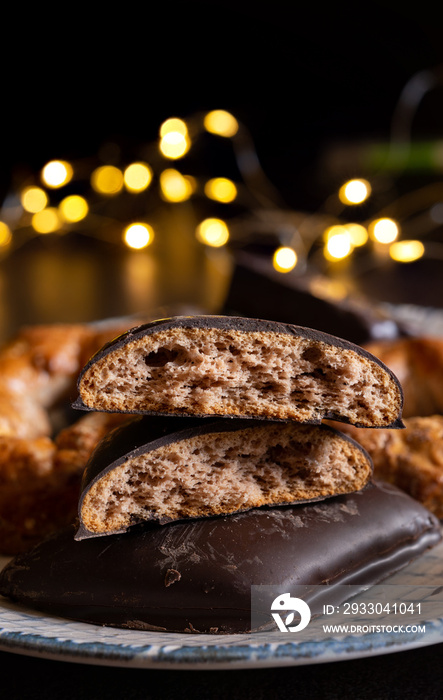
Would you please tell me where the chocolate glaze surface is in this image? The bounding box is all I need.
[0,481,440,633]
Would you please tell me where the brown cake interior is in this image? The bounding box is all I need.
[79,422,372,535]
[78,327,402,427]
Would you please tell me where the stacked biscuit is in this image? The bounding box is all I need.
[1,316,441,634]
[72,315,403,538]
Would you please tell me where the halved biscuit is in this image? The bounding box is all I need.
[74,316,404,428]
[76,415,373,538]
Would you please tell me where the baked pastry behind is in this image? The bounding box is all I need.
[341,415,443,518]
[364,336,443,418]
[0,321,134,553]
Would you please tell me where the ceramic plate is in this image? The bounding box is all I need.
[1,537,443,670]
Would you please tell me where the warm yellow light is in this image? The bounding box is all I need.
[389,240,425,263]
[196,218,230,247]
[59,195,89,222]
[159,132,190,159]
[273,246,298,272]
[339,179,371,205]
[123,223,154,249]
[204,177,237,203]
[91,165,124,195]
[159,169,193,202]
[41,160,73,188]
[21,187,48,213]
[369,218,399,244]
[204,110,239,137]
[324,226,353,260]
[346,223,368,247]
[124,162,153,192]
[0,222,12,247]
[324,225,346,242]
[159,118,188,138]
[32,207,61,233]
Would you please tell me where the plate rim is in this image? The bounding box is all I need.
[1,595,443,670]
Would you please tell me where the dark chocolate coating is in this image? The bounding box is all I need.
[73,315,404,428]
[222,252,403,344]
[0,482,440,633]
[76,416,373,539]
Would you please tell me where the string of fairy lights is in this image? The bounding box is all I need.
[0,103,442,280]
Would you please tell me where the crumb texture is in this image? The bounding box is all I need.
[80,423,372,534]
[79,326,402,427]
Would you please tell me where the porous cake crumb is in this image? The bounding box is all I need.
[76,317,403,428]
[77,419,372,536]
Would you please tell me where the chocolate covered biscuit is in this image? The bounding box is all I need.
[223,251,401,344]
[74,316,404,428]
[75,416,373,538]
[0,482,439,633]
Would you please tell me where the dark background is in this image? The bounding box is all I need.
[0,0,442,335]
[3,2,443,209]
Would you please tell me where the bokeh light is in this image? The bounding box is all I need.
[369,218,399,244]
[123,223,155,249]
[59,195,89,223]
[41,161,73,188]
[324,226,353,260]
[339,179,371,205]
[272,246,298,272]
[204,110,239,137]
[389,240,425,262]
[32,208,62,233]
[346,223,368,247]
[159,118,190,159]
[21,187,48,213]
[0,222,12,247]
[196,218,230,247]
[91,166,124,195]
[204,178,237,203]
[124,163,153,192]
[159,133,190,159]
[159,169,193,202]
[160,118,188,138]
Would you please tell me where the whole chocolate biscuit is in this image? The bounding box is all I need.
[75,416,373,539]
[74,316,404,428]
[0,482,439,633]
